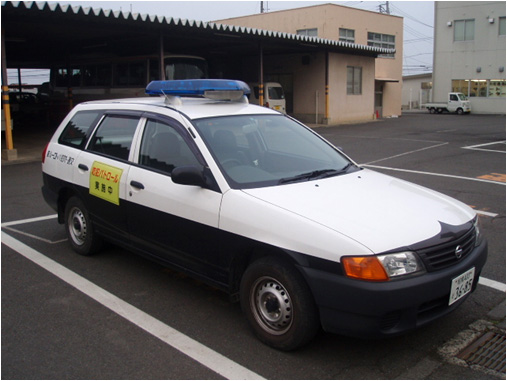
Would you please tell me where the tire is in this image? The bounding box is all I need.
[429,107,435,114]
[240,256,320,350]
[64,196,102,256]
[437,108,443,114]
[457,108,464,115]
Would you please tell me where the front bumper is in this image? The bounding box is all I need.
[299,239,488,338]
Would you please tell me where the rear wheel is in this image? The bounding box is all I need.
[240,256,319,350]
[64,196,102,256]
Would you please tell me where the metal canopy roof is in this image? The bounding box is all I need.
[2,1,394,69]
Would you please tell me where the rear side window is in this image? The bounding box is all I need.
[58,110,102,149]
[88,115,139,161]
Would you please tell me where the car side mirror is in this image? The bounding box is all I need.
[171,166,206,187]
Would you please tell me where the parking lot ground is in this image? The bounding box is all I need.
[2,113,505,379]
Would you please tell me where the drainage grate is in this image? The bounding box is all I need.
[458,331,506,374]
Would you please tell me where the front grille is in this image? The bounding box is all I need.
[417,227,476,271]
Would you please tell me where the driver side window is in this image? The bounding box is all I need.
[139,119,200,174]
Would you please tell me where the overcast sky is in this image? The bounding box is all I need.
[8,1,435,84]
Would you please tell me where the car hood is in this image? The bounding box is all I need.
[241,169,475,254]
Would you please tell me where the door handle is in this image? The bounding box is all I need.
[78,163,89,171]
[130,180,145,190]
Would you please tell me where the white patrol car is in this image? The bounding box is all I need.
[42,79,488,350]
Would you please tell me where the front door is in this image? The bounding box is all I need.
[125,115,224,282]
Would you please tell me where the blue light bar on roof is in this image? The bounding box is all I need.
[145,79,250,101]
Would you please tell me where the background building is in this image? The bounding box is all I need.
[215,3,404,122]
[402,73,432,110]
[433,1,506,114]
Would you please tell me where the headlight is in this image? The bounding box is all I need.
[377,252,424,278]
[342,252,424,281]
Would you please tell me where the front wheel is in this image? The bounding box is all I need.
[457,108,464,115]
[240,256,320,350]
[64,196,102,256]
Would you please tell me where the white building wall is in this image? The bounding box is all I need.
[433,1,506,114]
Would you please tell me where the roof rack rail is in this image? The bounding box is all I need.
[145,79,250,104]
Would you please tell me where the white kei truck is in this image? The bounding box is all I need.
[423,92,471,115]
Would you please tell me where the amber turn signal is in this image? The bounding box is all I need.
[342,256,389,281]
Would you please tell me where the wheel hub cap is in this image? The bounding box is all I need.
[252,277,293,335]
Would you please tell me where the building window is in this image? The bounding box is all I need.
[452,79,506,98]
[470,80,488,97]
[454,19,475,41]
[367,32,395,57]
[339,28,355,43]
[347,66,362,95]
[452,79,470,95]
[488,80,506,97]
[500,16,506,36]
[297,28,318,37]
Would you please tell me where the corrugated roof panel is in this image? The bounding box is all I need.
[2,1,395,55]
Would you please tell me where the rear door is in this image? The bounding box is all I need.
[125,113,224,283]
[73,111,142,242]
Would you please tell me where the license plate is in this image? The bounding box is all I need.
[449,267,475,305]
[274,105,281,110]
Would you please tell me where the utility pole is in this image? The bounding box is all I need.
[260,1,264,13]
[379,1,390,14]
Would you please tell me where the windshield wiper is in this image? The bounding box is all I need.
[279,169,341,184]
[278,164,356,184]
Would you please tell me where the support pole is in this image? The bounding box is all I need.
[17,68,22,92]
[67,87,73,110]
[1,28,17,160]
[325,51,330,123]
[159,31,165,81]
[65,57,73,111]
[259,43,264,107]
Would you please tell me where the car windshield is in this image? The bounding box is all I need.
[192,114,355,189]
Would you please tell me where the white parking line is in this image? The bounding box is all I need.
[1,232,264,380]
[1,214,58,227]
[3,226,67,244]
[475,210,499,218]
[462,141,506,153]
[364,142,449,165]
[364,164,506,186]
[479,277,506,293]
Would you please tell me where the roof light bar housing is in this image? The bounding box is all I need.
[145,79,250,102]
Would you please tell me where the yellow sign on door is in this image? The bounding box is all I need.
[89,161,123,205]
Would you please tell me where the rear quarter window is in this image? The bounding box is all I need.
[58,110,103,149]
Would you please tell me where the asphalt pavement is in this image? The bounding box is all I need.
[2,112,505,379]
